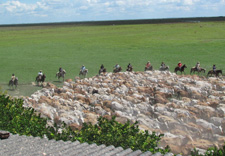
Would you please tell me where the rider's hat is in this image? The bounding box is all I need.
[40,70,42,72]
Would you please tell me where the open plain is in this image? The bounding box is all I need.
[0,21,225,96]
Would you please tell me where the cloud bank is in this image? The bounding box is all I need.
[0,0,225,24]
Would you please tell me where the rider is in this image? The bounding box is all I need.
[11,73,16,82]
[38,70,43,76]
[127,63,132,70]
[161,62,166,69]
[195,62,200,71]
[177,61,182,69]
[114,64,120,69]
[80,65,86,72]
[100,64,104,70]
[213,64,216,74]
[59,67,63,73]
[146,61,151,69]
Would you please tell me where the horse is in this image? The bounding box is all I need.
[126,66,133,72]
[174,64,187,74]
[144,66,153,71]
[79,69,88,77]
[207,70,222,77]
[35,74,46,86]
[8,78,18,89]
[190,67,206,75]
[99,68,107,75]
[56,70,66,81]
[113,67,122,73]
[159,66,169,71]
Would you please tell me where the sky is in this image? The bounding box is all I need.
[0,0,225,25]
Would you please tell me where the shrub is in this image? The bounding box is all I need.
[191,143,225,156]
[73,116,170,154]
[0,94,48,136]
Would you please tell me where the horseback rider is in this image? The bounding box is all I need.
[146,61,151,69]
[37,70,43,80]
[38,70,43,76]
[195,62,200,71]
[127,63,132,70]
[177,61,182,69]
[80,65,86,72]
[161,62,166,69]
[213,64,216,74]
[114,64,120,69]
[59,67,63,73]
[100,64,104,70]
[11,73,16,82]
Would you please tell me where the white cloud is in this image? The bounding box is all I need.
[0,0,224,24]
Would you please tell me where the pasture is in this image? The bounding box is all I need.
[0,21,225,96]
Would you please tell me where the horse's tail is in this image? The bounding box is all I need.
[174,67,177,73]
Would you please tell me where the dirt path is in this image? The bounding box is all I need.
[0,81,64,97]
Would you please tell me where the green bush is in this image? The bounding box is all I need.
[0,94,48,136]
[73,116,170,154]
[191,143,225,156]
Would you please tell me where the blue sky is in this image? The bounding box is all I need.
[0,0,225,24]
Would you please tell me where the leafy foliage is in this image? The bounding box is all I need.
[191,143,225,156]
[0,94,48,136]
[73,116,170,154]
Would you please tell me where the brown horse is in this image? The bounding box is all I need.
[35,74,46,86]
[190,67,206,75]
[99,68,107,75]
[79,69,88,78]
[113,67,122,73]
[174,64,187,74]
[207,70,222,77]
[126,66,133,72]
[144,66,153,71]
[8,77,18,89]
[56,70,66,81]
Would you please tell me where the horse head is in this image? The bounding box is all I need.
[42,74,46,82]
[183,64,187,68]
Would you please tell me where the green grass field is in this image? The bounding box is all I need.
[0,22,225,96]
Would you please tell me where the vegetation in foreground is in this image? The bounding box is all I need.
[1,93,225,155]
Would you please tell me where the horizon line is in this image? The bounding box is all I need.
[1,16,225,27]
